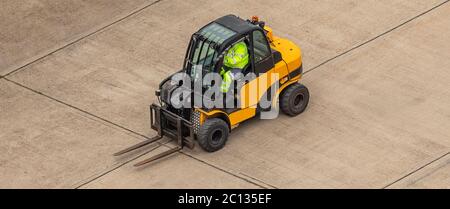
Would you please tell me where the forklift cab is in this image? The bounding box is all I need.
[185,15,277,85]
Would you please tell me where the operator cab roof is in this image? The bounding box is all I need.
[194,15,259,50]
[214,15,259,34]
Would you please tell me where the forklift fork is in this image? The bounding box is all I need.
[114,104,195,167]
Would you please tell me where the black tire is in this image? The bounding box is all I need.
[280,83,309,116]
[197,118,229,152]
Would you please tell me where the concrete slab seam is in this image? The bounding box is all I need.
[2,0,164,78]
[74,139,174,189]
[3,0,449,189]
[304,0,450,75]
[239,172,278,189]
[4,77,267,189]
[383,152,450,189]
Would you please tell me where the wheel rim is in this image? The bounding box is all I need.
[293,93,304,107]
[211,129,223,145]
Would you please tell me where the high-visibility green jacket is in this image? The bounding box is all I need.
[220,42,249,93]
[224,42,249,69]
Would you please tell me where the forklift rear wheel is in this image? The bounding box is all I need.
[280,83,309,116]
[197,118,229,152]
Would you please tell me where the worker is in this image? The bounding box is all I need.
[219,41,249,93]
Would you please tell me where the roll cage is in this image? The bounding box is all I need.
[184,15,275,79]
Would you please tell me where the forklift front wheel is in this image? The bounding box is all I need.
[197,118,229,152]
[281,83,310,116]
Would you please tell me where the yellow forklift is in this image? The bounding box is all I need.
[115,15,309,166]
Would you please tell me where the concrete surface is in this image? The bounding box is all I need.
[81,145,261,189]
[0,0,157,75]
[388,154,450,189]
[0,80,257,188]
[1,0,450,188]
[0,79,140,188]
